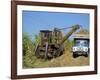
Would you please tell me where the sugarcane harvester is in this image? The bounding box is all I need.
[35,24,80,59]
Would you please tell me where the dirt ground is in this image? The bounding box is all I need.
[30,50,89,68]
[47,51,89,67]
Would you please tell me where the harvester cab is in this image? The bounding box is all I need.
[40,30,52,46]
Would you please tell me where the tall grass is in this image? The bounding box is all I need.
[22,32,40,68]
[64,39,74,51]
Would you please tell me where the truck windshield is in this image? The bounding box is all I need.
[74,40,89,47]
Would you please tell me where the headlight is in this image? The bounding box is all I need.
[83,47,88,52]
[73,47,78,52]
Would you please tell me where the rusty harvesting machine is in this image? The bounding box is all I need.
[35,24,80,59]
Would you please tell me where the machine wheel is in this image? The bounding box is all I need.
[73,52,78,58]
[55,45,64,57]
[59,49,64,56]
[35,44,40,58]
[44,42,49,59]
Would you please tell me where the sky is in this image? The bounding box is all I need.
[22,10,90,39]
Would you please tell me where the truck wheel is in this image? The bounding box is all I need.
[84,52,88,57]
[73,52,78,58]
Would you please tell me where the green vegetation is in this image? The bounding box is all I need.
[23,32,40,68]
[65,40,74,51]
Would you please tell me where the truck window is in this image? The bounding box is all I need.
[74,40,89,47]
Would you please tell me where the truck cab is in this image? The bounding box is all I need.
[72,34,89,58]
